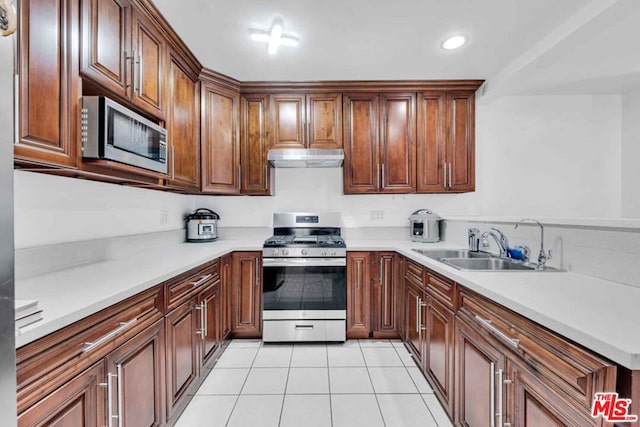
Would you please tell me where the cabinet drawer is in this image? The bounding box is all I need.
[457,288,616,411]
[405,259,425,287]
[166,259,219,311]
[16,285,164,413]
[425,269,456,310]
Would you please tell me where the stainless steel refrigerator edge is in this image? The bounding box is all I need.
[0,21,17,427]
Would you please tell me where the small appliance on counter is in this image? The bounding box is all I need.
[409,209,442,242]
[185,208,220,242]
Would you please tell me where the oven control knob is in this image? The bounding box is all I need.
[282,249,289,256]
[272,249,279,256]
[301,249,308,255]
[330,250,337,256]
[321,250,327,256]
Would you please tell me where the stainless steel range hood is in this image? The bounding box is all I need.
[268,149,344,168]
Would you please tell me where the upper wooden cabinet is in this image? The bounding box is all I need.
[80,0,165,119]
[201,79,241,194]
[240,94,273,195]
[417,91,475,192]
[343,92,415,194]
[15,0,80,168]
[165,50,200,191]
[268,93,342,149]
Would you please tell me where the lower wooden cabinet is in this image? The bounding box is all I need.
[425,295,455,417]
[17,362,105,427]
[199,282,221,365]
[104,320,166,427]
[371,252,400,339]
[346,252,371,339]
[220,254,233,340]
[231,251,262,338]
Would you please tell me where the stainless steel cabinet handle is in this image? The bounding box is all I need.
[416,297,421,333]
[496,369,504,427]
[203,299,208,338]
[443,162,447,188]
[83,319,137,353]
[195,302,204,338]
[171,145,175,180]
[129,50,135,93]
[116,364,123,427]
[238,167,241,191]
[379,257,383,286]
[191,274,212,288]
[104,371,118,427]
[377,163,381,189]
[448,162,452,188]
[490,362,496,427]
[474,315,520,348]
[255,258,260,287]
[381,163,385,188]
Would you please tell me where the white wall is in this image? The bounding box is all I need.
[194,94,623,227]
[622,89,640,217]
[14,171,194,248]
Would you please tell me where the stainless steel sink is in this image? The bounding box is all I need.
[440,258,536,271]
[412,249,494,259]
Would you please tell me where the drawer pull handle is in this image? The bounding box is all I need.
[83,318,137,353]
[295,325,314,330]
[474,315,520,348]
[191,274,213,287]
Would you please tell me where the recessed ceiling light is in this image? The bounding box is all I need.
[441,35,467,50]
[250,17,299,55]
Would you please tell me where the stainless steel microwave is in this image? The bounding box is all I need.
[81,96,168,174]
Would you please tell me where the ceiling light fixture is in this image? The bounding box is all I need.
[441,35,467,50]
[250,17,299,55]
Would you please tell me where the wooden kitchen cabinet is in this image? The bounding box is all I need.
[201,78,241,194]
[346,252,371,339]
[198,281,221,365]
[240,94,273,195]
[404,278,426,363]
[231,252,262,338]
[17,362,105,427]
[15,0,80,168]
[417,91,475,193]
[343,92,415,193]
[165,49,201,191]
[220,254,233,340]
[371,252,400,339]
[80,0,165,119]
[104,319,166,427]
[268,93,342,149]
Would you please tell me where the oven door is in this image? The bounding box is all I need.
[262,257,346,319]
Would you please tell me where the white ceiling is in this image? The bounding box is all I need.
[153,0,640,97]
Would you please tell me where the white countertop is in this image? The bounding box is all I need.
[15,238,640,370]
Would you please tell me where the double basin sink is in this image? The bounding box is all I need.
[412,249,561,272]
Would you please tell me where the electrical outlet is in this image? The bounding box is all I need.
[370,210,384,221]
[160,210,169,225]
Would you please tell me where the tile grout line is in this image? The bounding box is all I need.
[325,343,334,427]
[224,340,262,427]
[276,344,295,427]
[361,339,388,427]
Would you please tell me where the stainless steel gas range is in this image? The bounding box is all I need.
[262,212,346,342]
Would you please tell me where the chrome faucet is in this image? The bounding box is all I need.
[481,228,509,257]
[515,218,551,269]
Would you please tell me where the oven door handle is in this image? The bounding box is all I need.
[263,258,347,267]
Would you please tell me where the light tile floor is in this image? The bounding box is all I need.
[175,339,454,427]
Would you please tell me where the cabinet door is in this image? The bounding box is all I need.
[269,94,305,149]
[372,252,398,339]
[201,83,241,194]
[417,92,446,192]
[199,282,221,366]
[18,362,104,427]
[343,93,380,194]
[231,252,262,338]
[166,51,200,190]
[80,0,130,99]
[307,93,342,149]
[426,296,455,418]
[105,320,165,427]
[15,0,79,168]
[455,315,506,427]
[380,93,416,193]
[165,301,199,418]
[507,358,597,427]
[241,94,272,195]
[405,282,425,365]
[447,92,475,192]
[346,252,371,339]
[220,254,233,340]
[130,7,164,118]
